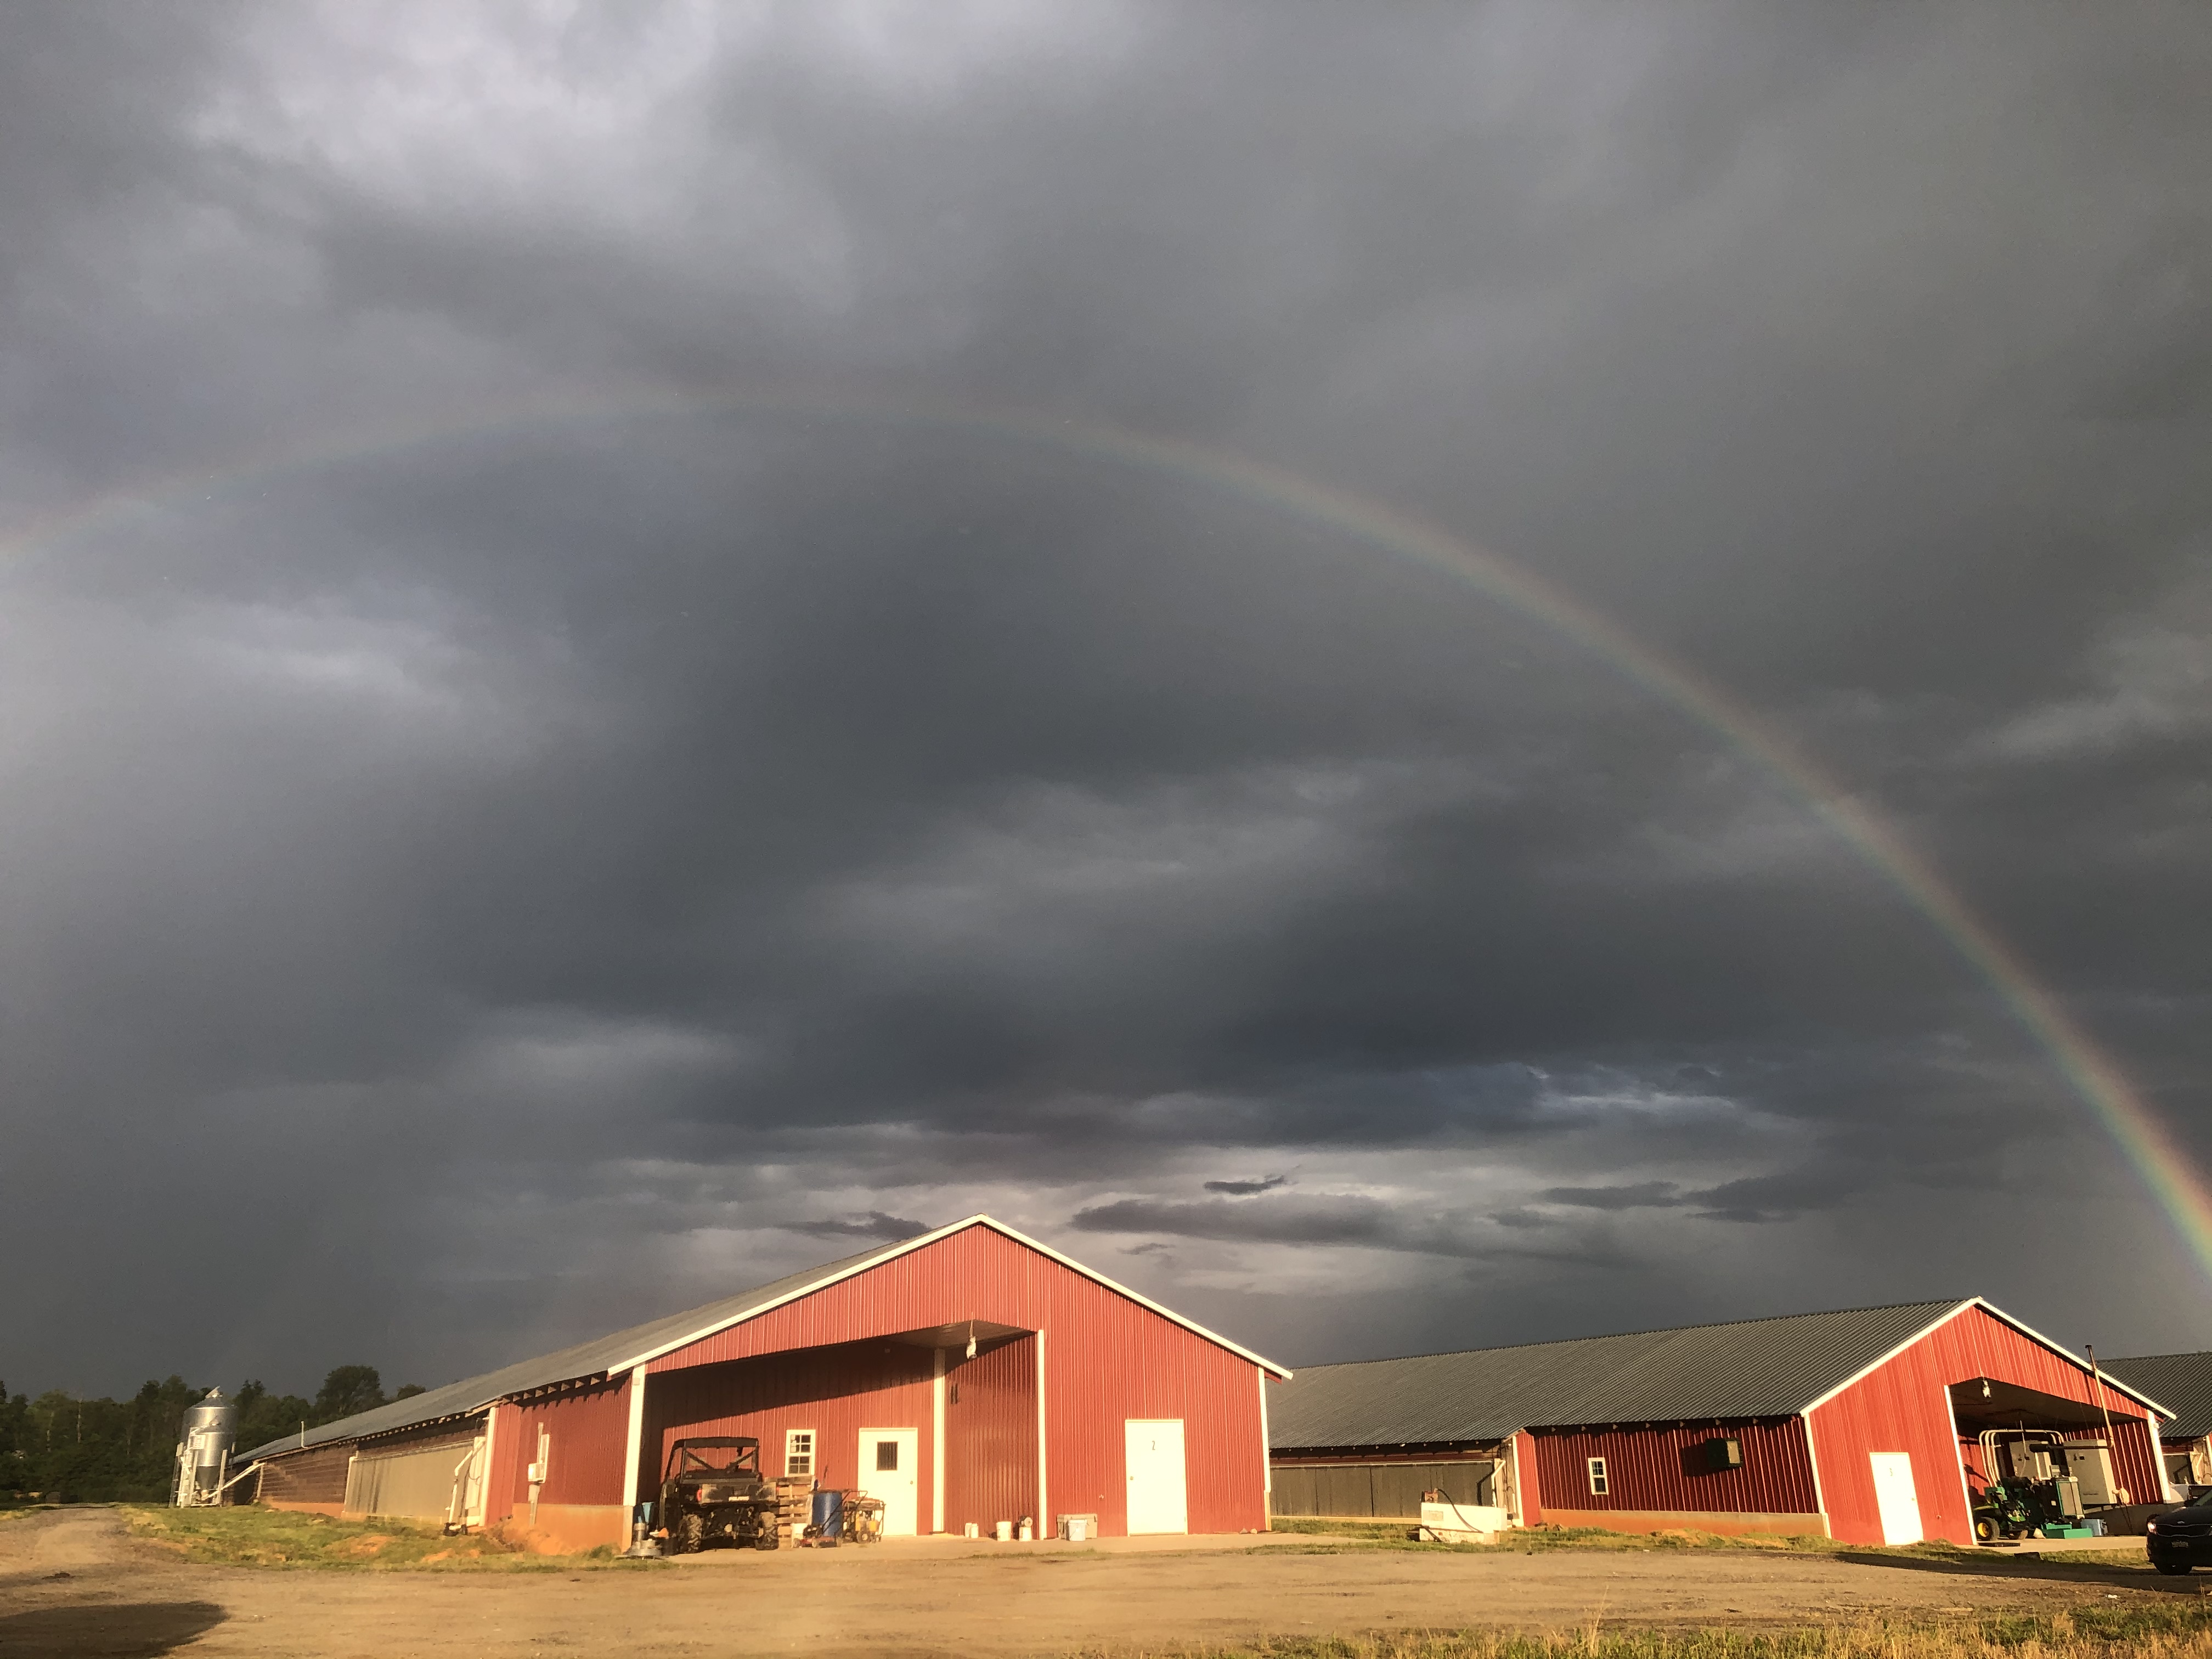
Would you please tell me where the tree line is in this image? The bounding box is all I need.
[1,1365,424,1503]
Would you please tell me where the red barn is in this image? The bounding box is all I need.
[239,1216,1287,1550]
[1268,1298,2172,1547]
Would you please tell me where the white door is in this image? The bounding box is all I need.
[859,1428,920,1537]
[1125,1419,1188,1534]
[1869,1452,1922,1545]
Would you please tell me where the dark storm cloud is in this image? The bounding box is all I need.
[1538,1183,1687,1212]
[1,1,2208,1395]
[788,1213,933,1242]
[1069,1194,1621,1269]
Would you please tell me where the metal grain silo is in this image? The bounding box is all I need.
[173,1389,238,1506]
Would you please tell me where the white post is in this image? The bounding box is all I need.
[1256,1364,1273,1531]
[479,1405,501,1526]
[622,1367,648,1514]
[932,1348,948,1534]
[1034,1330,1049,1533]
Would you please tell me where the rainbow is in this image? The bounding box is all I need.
[9,383,2208,1272]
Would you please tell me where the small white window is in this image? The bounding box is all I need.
[1587,1456,1609,1496]
[785,1429,815,1479]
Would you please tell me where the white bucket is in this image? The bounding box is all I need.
[995,1520,1014,1542]
[963,1522,979,1539]
[1018,1520,1034,1542]
[1065,1516,1088,1542]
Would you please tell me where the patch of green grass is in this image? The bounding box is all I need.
[118,1505,662,1571]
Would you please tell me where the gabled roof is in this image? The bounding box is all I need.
[2111,1352,2212,1442]
[242,1215,1284,1462]
[1267,1297,2166,1451]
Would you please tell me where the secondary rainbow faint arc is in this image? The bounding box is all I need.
[8,382,2208,1274]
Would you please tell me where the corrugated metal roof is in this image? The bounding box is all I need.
[1268,1299,1967,1449]
[239,1238,894,1462]
[2111,1352,2212,1442]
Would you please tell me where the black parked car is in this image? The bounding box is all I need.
[2146,1491,2212,1575]
[659,1436,781,1554]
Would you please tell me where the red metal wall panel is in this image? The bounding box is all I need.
[944,1334,1039,1533]
[1527,1419,1820,1521]
[644,1223,1268,1535]
[640,1340,936,1506]
[502,1374,633,1511]
[1808,1304,2164,1546]
[482,1401,520,1525]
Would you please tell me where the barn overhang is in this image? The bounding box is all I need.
[1950,1376,2147,1436]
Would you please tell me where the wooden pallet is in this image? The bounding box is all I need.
[774,1476,815,1533]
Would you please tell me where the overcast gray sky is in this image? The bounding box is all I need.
[3,1,2208,1398]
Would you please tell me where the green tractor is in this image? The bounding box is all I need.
[1971,1429,2091,1542]
[1972,1475,2065,1542]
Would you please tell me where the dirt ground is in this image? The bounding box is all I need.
[0,1508,2198,1659]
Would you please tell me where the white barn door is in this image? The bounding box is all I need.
[1869,1452,1922,1545]
[1125,1419,1188,1534]
[860,1428,920,1537]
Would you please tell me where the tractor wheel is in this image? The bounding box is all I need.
[2157,1561,2194,1576]
[674,1512,706,1555]
[753,1526,780,1550]
[1973,1515,1999,1542]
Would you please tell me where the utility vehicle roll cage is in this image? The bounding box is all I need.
[664,1436,762,1480]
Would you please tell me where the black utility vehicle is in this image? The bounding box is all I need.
[659,1436,781,1554]
[2148,1491,2212,1575]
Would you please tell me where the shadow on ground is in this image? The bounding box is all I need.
[1836,1550,2205,1595]
[0,1600,226,1657]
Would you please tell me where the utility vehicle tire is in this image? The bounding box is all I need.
[754,1528,780,1550]
[1973,1515,1998,1542]
[674,1512,706,1555]
[2157,1561,2194,1576]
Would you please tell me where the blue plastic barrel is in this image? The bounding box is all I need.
[811,1489,844,1543]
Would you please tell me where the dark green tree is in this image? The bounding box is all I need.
[312,1365,386,1424]
[233,1380,314,1455]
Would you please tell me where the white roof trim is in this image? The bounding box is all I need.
[610,1214,1293,1379]
[1798,1297,2170,1419]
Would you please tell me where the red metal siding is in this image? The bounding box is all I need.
[645,1224,1267,1536]
[502,1375,633,1511]
[483,1402,521,1525]
[640,1340,936,1506]
[1808,1304,2164,1546]
[1528,1420,1820,1520]
[944,1334,1039,1533]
